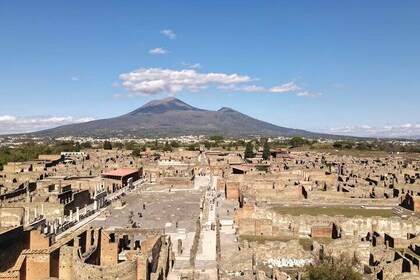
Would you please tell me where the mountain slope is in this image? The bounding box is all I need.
[35,97,336,138]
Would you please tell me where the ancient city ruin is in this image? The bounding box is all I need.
[0,144,419,280]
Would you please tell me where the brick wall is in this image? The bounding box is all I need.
[311,225,332,238]
[29,231,50,250]
[99,231,118,265]
[25,252,50,280]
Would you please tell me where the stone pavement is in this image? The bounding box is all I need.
[168,175,219,280]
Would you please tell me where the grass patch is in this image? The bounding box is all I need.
[295,147,418,159]
[299,239,313,251]
[273,206,394,218]
[239,235,294,244]
[240,235,333,251]
[312,148,389,158]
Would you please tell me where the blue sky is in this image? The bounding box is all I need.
[0,1,419,137]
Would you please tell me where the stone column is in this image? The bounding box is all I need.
[69,210,73,222]
[130,235,135,250]
[76,207,80,222]
[24,207,30,226]
[86,228,92,251]
[34,207,38,220]
[41,203,44,217]
[74,237,80,249]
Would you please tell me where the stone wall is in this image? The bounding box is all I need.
[25,250,50,280]
[29,231,50,250]
[225,183,240,200]
[311,225,332,238]
[72,256,137,280]
[237,206,420,239]
[0,226,26,272]
[99,230,118,265]
[0,208,23,227]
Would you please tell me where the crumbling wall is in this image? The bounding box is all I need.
[99,230,118,265]
[0,208,23,227]
[237,206,420,239]
[72,257,137,280]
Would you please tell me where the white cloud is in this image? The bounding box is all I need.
[119,68,252,96]
[218,84,265,92]
[118,68,320,97]
[241,85,265,92]
[326,123,420,138]
[160,29,176,39]
[296,91,323,97]
[71,77,79,81]
[149,47,168,55]
[401,123,412,128]
[269,81,300,93]
[112,81,120,88]
[181,62,202,69]
[0,115,17,122]
[0,115,94,134]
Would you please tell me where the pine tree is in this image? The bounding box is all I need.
[244,142,255,159]
[262,141,270,160]
[103,141,112,150]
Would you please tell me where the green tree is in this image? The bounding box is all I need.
[0,141,81,171]
[170,141,180,148]
[244,142,255,159]
[262,141,271,160]
[236,140,246,147]
[209,135,224,142]
[152,152,161,159]
[113,142,124,149]
[163,141,173,152]
[103,141,112,150]
[124,140,136,150]
[203,141,212,149]
[187,144,197,151]
[80,141,92,149]
[290,136,306,148]
[303,254,363,280]
[333,141,343,149]
[131,147,141,157]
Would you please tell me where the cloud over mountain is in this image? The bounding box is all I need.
[119,68,253,96]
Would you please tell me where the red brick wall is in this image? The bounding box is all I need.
[311,226,332,238]
[25,253,50,280]
[29,231,50,250]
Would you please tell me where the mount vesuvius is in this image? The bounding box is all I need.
[34,97,334,138]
